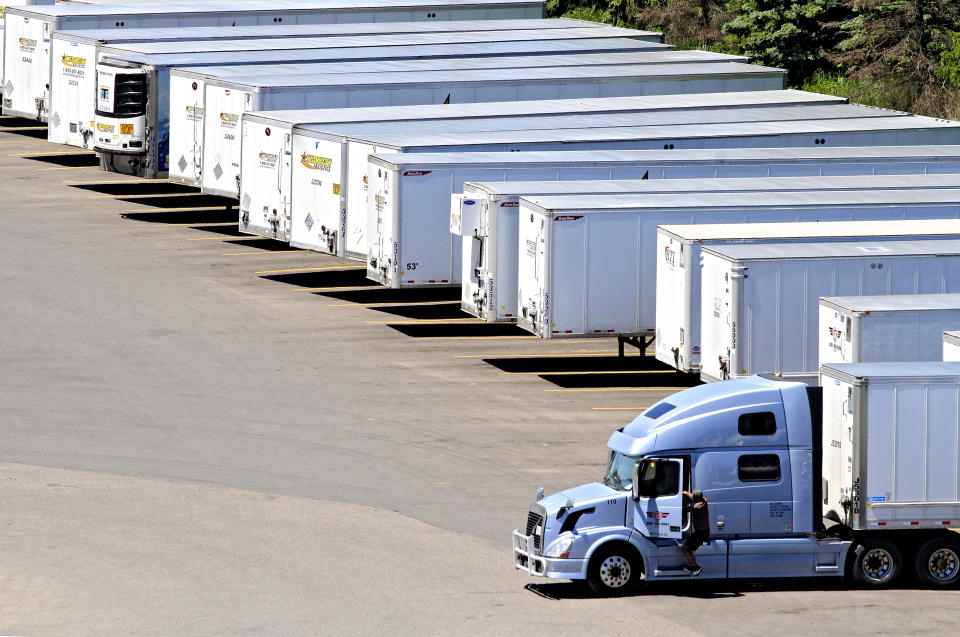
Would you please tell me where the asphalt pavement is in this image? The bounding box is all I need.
[1,118,957,635]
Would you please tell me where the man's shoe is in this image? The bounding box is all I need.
[682,565,694,572]
[692,567,703,577]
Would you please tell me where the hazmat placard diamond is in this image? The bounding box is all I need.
[304,213,314,231]
[212,163,223,180]
[177,156,188,173]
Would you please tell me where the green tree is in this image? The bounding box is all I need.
[633,0,733,50]
[834,0,960,117]
[722,0,846,84]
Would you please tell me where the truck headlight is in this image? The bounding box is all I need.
[545,537,575,559]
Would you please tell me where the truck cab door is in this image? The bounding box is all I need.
[631,457,687,540]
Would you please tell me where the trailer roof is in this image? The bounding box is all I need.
[51,18,617,43]
[312,114,957,148]
[821,362,960,384]
[468,173,960,198]
[294,104,901,140]
[659,215,960,241]
[369,144,960,168]
[211,61,784,89]
[8,0,542,18]
[944,331,960,345]
[521,188,960,214]
[102,38,671,67]
[101,42,727,69]
[103,26,661,55]
[240,89,845,127]
[821,293,960,312]
[703,238,960,261]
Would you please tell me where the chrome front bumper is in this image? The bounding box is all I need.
[512,530,586,579]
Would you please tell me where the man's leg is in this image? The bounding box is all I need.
[681,544,698,568]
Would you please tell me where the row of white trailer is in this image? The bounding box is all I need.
[8,2,960,388]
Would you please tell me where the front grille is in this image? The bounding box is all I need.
[525,510,544,551]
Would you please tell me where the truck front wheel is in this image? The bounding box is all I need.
[586,543,642,596]
[915,536,960,587]
[851,538,902,587]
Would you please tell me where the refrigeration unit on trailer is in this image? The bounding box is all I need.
[355,114,960,290]
[456,173,960,325]
[251,101,882,250]
[1,0,547,119]
[819,294,960,367]
[700,239,960,384]
[53,21,643,148]
[512,367,960,594]
[90,38,679,176]
[199,61,786,198]
[944,331,960,361]
[516,191,960,345]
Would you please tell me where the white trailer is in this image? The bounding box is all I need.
[351,114,960,289]
[1,0,546,119]
[517,192,960,346]
[0,0,53,87]
[236,89,844,241]
[701,239,960,384]
[252,101,882,248]
[820,361,960,530]
[819,294,960,368]
[199,61,786,198]
[457,173,960,325]
[86,39,676,173]
[657,214,960,374]
[944,332,960,361]
[369,145,960,298]
[51,21,638,148]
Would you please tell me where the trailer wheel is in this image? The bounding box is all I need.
[586,543,642,596]
[851,538,902,587]
[914,537,960,587]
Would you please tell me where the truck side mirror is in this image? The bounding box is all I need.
[631,461,643,500]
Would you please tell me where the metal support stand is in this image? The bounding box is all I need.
[618,335,655,358]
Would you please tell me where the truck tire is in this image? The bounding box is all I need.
[914,536,960,587]
[851,538,902,587]
[586,543,642,596]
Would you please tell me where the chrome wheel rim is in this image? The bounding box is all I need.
[928,548,959,581]
[599,555,631,589]
[861,547,893,582]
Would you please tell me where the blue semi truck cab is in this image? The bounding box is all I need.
[512,372,960,594]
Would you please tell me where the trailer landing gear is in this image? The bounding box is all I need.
[618,335,654,358]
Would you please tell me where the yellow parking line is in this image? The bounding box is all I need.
[367,318,482,324]
[544,387,681,393]
[10,150,92,156]
[38,165,95,171]
[168,222,236,226]
[293,285,372,292]
[454,352,642,359]
[189,235,267,241]
[90,192,203,199]
[221,250,305,256]
[498,370,673,376]
[0,139,46,144]
[592,407,650,411]
[328,300,453,307]
[0,126,47,132]
[121,206,224,212]
[65,178,162,184]
[255,265,364,275]
[426,335,539,340]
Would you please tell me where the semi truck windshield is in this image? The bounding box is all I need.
[603,452,639,491]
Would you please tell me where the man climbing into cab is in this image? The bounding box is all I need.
[681,490,709,576]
